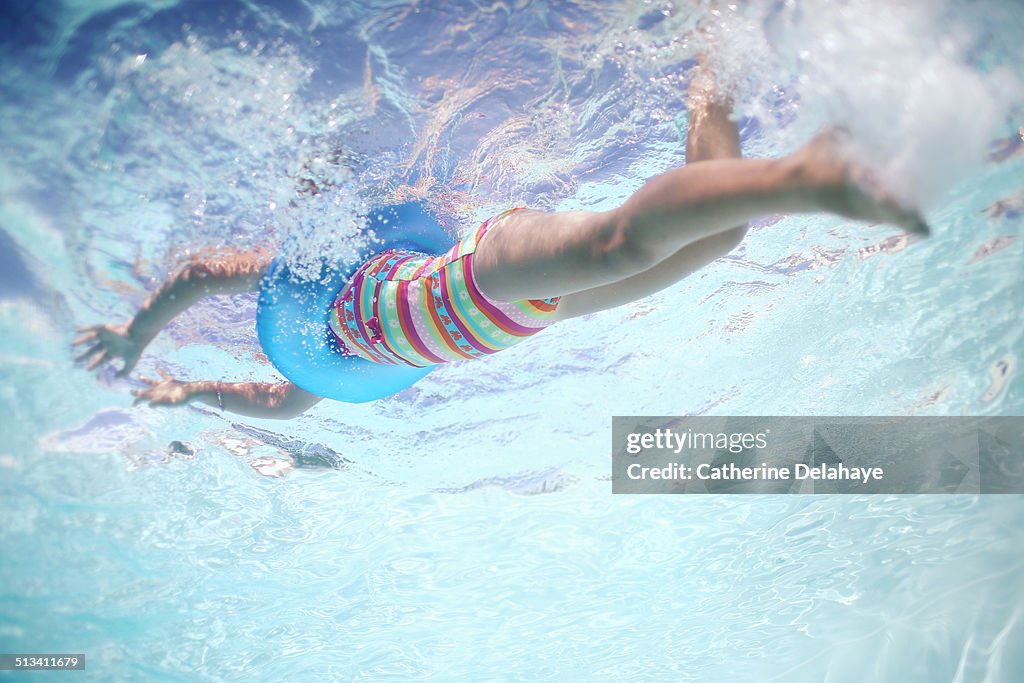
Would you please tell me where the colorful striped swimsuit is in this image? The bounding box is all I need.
[328,209,560,367]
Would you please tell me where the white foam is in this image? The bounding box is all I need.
[277,179,371,284]
[698,0,1023,207]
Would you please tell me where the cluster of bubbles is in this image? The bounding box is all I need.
[275,168,371,285]
[97,28,386,283]
[690,0,1022,206]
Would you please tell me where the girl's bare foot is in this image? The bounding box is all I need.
[686,56,742,162]
[792,130,930,236]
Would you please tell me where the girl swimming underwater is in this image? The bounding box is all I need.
[73,69,927,419]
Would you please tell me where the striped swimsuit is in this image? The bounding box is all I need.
[328,209,560,366]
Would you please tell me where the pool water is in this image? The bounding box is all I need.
[2,1,1023,680]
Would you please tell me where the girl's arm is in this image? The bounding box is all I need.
[133,371,323,419]
[73,248,273,376]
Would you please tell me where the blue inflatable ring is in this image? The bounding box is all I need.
[256,201,457,403]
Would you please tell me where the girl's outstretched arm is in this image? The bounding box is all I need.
[73,247,273,376]
[132,370,322,419]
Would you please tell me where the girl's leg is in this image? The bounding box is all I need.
[552,71,747,319]
[471,90,927,307]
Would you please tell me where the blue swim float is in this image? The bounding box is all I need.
[256,201,457,403]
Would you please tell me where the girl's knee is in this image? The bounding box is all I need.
[591,211,666,278]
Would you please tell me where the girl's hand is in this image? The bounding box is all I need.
[72,323,143,376]
[132,370,193,407]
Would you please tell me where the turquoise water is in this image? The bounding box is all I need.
[2,1,1023,680]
